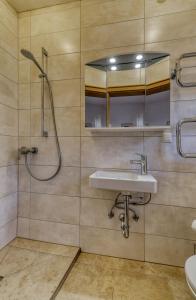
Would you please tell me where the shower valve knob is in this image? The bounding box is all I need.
[19,146,38,155]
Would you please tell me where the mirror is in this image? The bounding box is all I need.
[85,52,170,129]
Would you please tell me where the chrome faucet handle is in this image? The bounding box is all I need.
[131,153,148,175]
[135,153,147,162]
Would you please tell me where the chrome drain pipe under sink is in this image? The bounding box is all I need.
[108,192,151,238]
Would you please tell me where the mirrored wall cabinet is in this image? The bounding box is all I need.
[85,52,171,138]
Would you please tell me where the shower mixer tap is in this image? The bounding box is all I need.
[19,146,38,155]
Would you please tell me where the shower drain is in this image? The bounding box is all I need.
[0,276,4,281]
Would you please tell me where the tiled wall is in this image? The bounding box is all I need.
[18,0,196,267]
[0,0,18,248]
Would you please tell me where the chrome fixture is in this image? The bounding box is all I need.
[20,48,62,181]
[171,52,196,87]
[41,47,48,137]
[21,49,46,76]
[172,52,196,158]
[108,192,151,238]
[176,118,196,158]
[20,146,38,155]
[130,153,148,175]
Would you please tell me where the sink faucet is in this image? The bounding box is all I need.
[130,153,147,175]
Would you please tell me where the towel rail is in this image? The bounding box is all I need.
[176,118,196,158]
[172,52,196,87]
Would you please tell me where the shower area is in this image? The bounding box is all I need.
[0,0,81,297]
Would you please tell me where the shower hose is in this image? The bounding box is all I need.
[24,76,62,181]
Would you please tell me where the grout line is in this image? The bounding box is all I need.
[10,243,78,259]
[18,217,80,227]
[0,217,17,231]
[0,102,17,110]
[28,12,32,239]
[0,43,18,61]
[50,248,81,300]
[145,6,196,20]
[27,1,80,18]
[0,70,18,84]
[78,0,82,249]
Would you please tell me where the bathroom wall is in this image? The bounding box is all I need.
[18,0,196,267]
[0,0,18,248]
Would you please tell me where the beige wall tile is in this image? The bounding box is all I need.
[0,0,17,37]
[145,0,196,18]
[0,74,17,109]
[82,19,144,51]
[151,171,196,208]
[19,60,30,83]
[48,53,80,81]
[30,193,80,224]
[18,192,30,218]
[29,219,79,246]
[145,10,196,44]
[0,136,18,167]
[171,100,196,135]
[0,104,17,136]
[145,234,195,267]
[31,166,80,196]
[19,84,30,109]
[0,21,18,58]
[31,79,80,108]
[31,29,80,57]
[0,193,17,228]
[145,204,196,240]
[19,109,30,137]
[80,197,144,233]
[30,107,80,137]
[81,0,144,27]
[0,165,17,198]
[0,48,17,82]
[19,16,30,38]
[56,107,81,136]
[18,165,30,192]
[31,6,80,36]
[80,226,144,260]
[30,53,80,82]
[17,217,29,238]
[81,136,143,169]
[29,1,80,16]
[144,136,196,172]
[0,219,17,249]
[30,137,80,167]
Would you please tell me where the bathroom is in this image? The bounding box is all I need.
[0,0,196,298]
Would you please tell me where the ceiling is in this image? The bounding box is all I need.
[7,0,75,12]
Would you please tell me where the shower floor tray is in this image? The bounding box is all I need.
[0,238,80,300]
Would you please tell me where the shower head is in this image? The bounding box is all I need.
[21,49,35,61]
[20,48,46,76]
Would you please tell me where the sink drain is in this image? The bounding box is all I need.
[0,276,4,281]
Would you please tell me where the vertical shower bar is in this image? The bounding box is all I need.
[41,47,48,137]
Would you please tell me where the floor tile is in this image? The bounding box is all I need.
[0,238,79,300]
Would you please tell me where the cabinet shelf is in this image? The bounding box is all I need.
[87,126,171,132]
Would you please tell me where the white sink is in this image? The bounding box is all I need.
[89,170,157,193]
